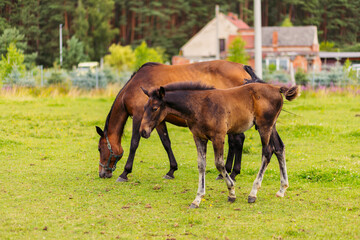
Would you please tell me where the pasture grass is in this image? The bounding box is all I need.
[0,92,359,239]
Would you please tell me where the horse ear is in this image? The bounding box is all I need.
[140,87,149,97]
[96,126,104,137]
[159,86,165,99]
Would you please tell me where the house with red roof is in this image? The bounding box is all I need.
[173,13,322,73]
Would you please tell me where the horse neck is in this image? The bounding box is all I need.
[164,92,197,119]
[105,97,128,148]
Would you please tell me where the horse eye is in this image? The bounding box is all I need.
[152,107,158,112]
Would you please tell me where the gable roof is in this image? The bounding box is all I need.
[226,13,250,29]
[262,26,318,46]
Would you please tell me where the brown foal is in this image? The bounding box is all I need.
[140,82,299,207]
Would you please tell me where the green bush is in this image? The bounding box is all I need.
[104,44,135,72]
[320,41,338,52]
[268,63,276,73]
[227,36,249,64]
[134,41,164,70]
[102,66,119,84]
[4,66,35,87]
[295,68,309,85]
[0,43,26,86]
[309,64,356,87]
[280,16,293,27]
[263,69,290,83]
[47,71,65,85]
[70,69,108,89]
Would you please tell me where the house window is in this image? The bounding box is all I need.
[266,58,289,71]
[279,58,289,71]
[219,39,225,52]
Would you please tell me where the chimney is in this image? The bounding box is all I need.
[272,31,278,52]
[272,31,278,46]
[227,12,238,20]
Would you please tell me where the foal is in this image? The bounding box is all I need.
[140,82,299,207]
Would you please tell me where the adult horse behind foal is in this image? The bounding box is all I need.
[96,60,259,181]
[140,82,299,207]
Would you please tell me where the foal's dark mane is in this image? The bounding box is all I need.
[163,82,215,92]
[104,62,161,133]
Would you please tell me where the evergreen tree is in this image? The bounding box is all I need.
[0,28,26,57]
[1,0,360,63]
[63,36,88,70]
[86,0,117,61]
[37,1,67,67]
[73,0,89,53]
[17,0,41,56]
[0,17,10,34]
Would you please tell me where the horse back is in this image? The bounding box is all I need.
[205,84,284,134]
[127,60,250,89]
[122,61,251,116]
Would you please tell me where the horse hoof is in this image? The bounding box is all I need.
[228,197,236,203]
[248,196,257,203]
[216,174,223,180]
[189,203,199,209]
[116,176,128,182]
[276,191,285,198]
[163,174,174,180]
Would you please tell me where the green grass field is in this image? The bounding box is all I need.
[0,92,359,239]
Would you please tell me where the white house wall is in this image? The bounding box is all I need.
[181,13,238,58]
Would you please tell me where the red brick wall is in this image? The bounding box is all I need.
[293,55,308,72]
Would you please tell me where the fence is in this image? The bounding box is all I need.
[263,64,359,87]
[0,66,131,89]
[1,64,359,90]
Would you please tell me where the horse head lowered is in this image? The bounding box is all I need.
[96,126,124,178]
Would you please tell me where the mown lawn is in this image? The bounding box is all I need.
[0,92,359,239]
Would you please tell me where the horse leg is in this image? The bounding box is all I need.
[213,137,236,203]
[155,121,178,179]
[217,133,245,181]
[229,133,245,181]
[216,134,234,180]
[248,127,273,203]
[117,116,142,182]
[190,137,208,208]
[270,127,289,198]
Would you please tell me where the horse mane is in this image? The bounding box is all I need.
[104,62,161,133]
[163,81,215,92]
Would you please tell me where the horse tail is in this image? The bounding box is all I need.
[243,65,265,84]
[280,85,299,101]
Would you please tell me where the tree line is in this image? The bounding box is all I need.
[1,0,359,68]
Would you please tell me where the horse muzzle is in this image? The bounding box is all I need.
[140,127,152,139]
[99,169,113,178]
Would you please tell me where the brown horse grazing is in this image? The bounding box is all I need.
[139,82,299,207]
[96,60,261,181]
